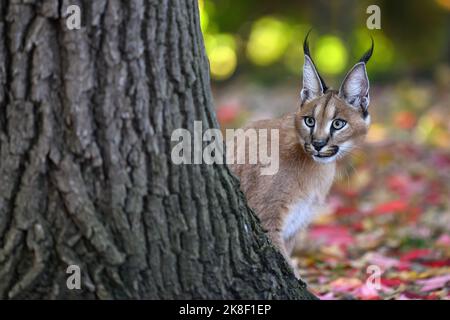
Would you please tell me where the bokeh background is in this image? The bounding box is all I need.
[200,0,450,299]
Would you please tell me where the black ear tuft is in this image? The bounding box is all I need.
[359,36,374,64]
[303,30,328,92]
[303,29,312,57]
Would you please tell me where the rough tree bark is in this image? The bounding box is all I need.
[0,0,316,299]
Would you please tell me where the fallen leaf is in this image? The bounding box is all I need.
[329,277,363,292]
[363,252,399,269]
[417,274,450,292]
[373,200,408,215]
[436,234,450,247]
[400,249,432,262]
[309,225,355,248]
[317,292,337,300]
[381,278,403,287]
[352,284,380,300]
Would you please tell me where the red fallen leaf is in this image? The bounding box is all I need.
[387,174,426,200]
[216,103,240,125]
[335,206,357,216]
[351,221,364,232]
[421,259,450,268]
[373,200,408,215]
[375,200,409,214]
[309,225,355,247]
[400,249,432,262]
[424,293,440,300]
[380,278,403,287]
[396,261,411,271]
[402,291,425,299]
[387,174,412,194]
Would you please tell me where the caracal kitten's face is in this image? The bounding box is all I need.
[296,91,370,164]
[295,36,373,164]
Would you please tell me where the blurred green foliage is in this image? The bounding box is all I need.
[199,0,450,83]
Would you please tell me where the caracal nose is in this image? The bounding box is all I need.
[312,139,327,151]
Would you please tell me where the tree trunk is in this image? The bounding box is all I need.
[0,0,315,299]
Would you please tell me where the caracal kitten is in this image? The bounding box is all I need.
[230,33,374,279]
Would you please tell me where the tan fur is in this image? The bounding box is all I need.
[229,90,369,276]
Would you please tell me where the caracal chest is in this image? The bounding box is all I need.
[282,167,335,240]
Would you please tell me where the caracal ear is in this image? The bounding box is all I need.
[339,38,374,112]
[338,62,370,110]
[301,55,324,103]
[300,31,327,104]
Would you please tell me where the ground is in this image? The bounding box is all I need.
[295,141,450,300]
[214,79,450,300]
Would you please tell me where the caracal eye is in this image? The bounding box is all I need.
[304,116,315,127]
[332,119,347,130]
